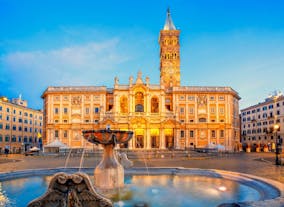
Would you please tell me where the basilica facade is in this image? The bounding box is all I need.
[42,10,241,151]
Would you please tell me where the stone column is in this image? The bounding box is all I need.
[160,129,165,149]
[146,128,151,149]
[175,129,180,149]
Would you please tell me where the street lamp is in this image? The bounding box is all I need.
[274,123,281,165]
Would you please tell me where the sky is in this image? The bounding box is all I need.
[0,0,284,110]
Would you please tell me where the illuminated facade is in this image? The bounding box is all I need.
[0,96,43,153]
[240,92,284,151]
[42,9,240,151]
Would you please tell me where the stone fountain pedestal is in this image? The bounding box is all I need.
[94,144,124,189]
[82,129,133,190]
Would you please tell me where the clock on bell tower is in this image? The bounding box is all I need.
[159,8,180,89]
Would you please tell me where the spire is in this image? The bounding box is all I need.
[163,8,176,30]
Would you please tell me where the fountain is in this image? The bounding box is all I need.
[82,129,133,190]
[1,129,284,207]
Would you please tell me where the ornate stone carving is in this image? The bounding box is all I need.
[197,95,207,106]
[72,96,82,105]
[28,172,113,207]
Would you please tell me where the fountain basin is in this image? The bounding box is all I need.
[82,129,133,145]
[0,167,283,207]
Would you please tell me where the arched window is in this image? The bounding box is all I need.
[120,96,128,113]
[135,92,144,112]
[151,97,159,113]
[199,118,206,122]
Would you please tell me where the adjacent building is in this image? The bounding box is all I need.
[240,92,284,151]
[0,96,43,153]
[42,9,241,151]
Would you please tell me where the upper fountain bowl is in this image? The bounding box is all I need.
[82,129,133,145]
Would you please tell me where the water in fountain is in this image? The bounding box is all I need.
[64,147,72,168]
[79,140,87,171]
[136,140,150,176]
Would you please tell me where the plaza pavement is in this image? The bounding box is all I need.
[0,152,283,183]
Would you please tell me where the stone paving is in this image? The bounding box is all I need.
[0,152,284,206]
[0,152,283,183]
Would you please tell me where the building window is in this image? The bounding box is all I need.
[0,135,2,142]
[268,104,273,109]
[180,107,184,114]
[210,107,215,114]
[24,112,28,116]
[0,123,2,129]
[189,108,194,114]
[5,124,10,130]
[5,135,9,142]
[12,125,16,131]
[63,120,68,123]
[180,130,185,138]
[19,118,22,123]
[85,108,90,114]
[55,130,59,138]
[19,126,22,131]
[54,108,59,114]
[0,106,2,111]
[29,113,33,118]
[6,116,9,121]
[12,136,16,142]
[219,96,225,101]
[211,130,216,138]
[94,107,99,113]
[188,96,195,101]
[64,130,68,138]
[190,130,194,138]
[220,130,224,138]
[210,96,215,101]
[64,108,68,114]
[135,92,144,112]
[6,108,9,113]
[219,107,224,114]
[199,118,206,122]
[263,106,267,111]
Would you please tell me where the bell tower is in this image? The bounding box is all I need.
[159,8,180,88]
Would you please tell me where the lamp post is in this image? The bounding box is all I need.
[274,123,281,165]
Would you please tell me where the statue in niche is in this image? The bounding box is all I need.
[120,96,128,113]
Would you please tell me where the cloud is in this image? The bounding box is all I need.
[2,38,129,84]
[0,38,133,108]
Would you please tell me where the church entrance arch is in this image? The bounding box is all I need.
[135,129,144,148]
[151,129,159,148]
[165,128,174,149]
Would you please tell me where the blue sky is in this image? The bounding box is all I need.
[0,0,284,110]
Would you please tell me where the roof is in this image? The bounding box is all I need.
[44,139,69,148]
[163,8,176,30]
